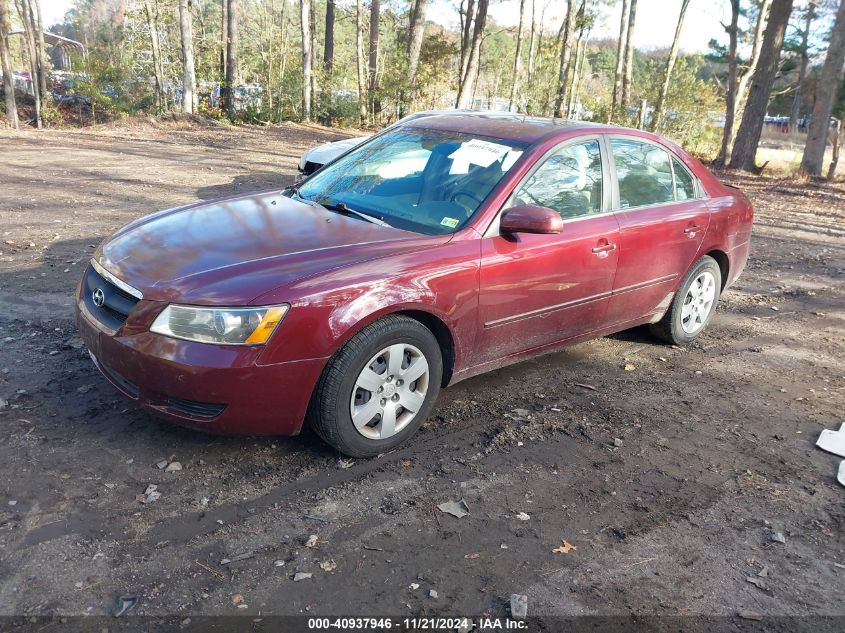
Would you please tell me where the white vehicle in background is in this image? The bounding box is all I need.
[297,109,526,175]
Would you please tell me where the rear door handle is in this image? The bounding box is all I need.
[592,243,617,257]
[684,225,701,236]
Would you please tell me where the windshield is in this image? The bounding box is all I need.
[294,127,525,235]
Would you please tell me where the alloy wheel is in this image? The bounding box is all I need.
[681,271,717,334]
[350,343,430,440]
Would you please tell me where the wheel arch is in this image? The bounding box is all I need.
[704,248,730,290]
[325,304,460,388]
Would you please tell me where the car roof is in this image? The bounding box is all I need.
[401,110,611,145]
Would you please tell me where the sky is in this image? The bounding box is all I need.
[39,0,731,54]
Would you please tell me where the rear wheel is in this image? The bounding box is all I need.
[650,255,722,346]
[307,315,442,457]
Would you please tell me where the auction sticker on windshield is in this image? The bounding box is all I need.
[448,138,512,168]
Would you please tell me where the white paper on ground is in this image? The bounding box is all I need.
[838,461,845,488]
[816,423,845,458]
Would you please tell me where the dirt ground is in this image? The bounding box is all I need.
[0,120,844,629]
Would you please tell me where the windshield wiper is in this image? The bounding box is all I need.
[314,198,391,227]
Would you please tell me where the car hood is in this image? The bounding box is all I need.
[95,191,443,305]
[303,136,371,165]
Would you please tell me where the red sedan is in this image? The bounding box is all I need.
[75,113,753,456]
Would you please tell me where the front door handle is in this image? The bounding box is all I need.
[592,243,617,257]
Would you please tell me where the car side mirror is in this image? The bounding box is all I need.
[500,204,563,235]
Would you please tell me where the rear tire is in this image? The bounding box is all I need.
[650,255,722,346]
[307,315,442,457]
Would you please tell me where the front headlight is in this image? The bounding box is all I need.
[150,304,289,345]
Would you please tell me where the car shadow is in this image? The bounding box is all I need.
[195,171,297,200]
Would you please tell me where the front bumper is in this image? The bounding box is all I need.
[75,284,327,436]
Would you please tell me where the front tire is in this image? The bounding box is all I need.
[650,255,722,346]
[307,315,443,457]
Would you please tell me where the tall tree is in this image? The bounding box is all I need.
[368,0,380,118]
[553,0,578,117]
[32,0,46,101]
[788,1,815,133]
[566,2,589,119]
[224,0,239,116]
[652,0,691,131]
[220,0,228,79]
[324,0,335,74]
[525,0,537,111]
[300,0,312,121]
[143,0,166,114]
[725,0,772,161]
[178,0,197,114]
[16,0,42,127]
[508,0,527,111]
[715,0,741,166]
[610,0,629,121]
[801,0,845,176]
[404,0,429,114]
[730,0,794,170]
[459,0,476,85]
[455,0,488,108]
[0,0,18,128]
[620,0,638,113]
[356,0,367,124]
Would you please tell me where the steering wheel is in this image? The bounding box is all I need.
[450,189,484,212]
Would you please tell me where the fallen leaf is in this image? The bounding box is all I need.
[319,560,337,571]
[231,593,244,604]
[464,552,480,559]
[552,540,576,554]
[624,363,636,371]
[305,534,319,548]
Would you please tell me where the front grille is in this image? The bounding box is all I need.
[83,265,140,331]
[167,397,226,419]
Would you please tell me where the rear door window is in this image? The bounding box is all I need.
[672,157,698,200]
[610,139,675,209]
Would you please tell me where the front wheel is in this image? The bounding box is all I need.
[650,255,722,345]
[307,315,443,457]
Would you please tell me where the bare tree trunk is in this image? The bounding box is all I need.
[324,0,335,74]
[403,0,428,114]
[730,0,794,171]
[220,0,227,80]
[142,0,165,114]
[610,0,629,122]
[508,0,526,112]
[459,0,475,85]
[826,118,841,180]
[553,0,577,118]
[178,0,196,114]
[525,0,537,112]
[715,0,740,167]
[356,0,367,125]
[789,2,813,133]
[33,0,47,101]
[620,0,637,114]
[309,0,317,116]
[567,20,587,119]
[300,0,312,121]
[726,0,771,159]
[225,0,238,116]
[0,0,18,128]
[16,0,41,127]
[652,0,690,131]
[455,0,488,109]
[801,0,845,176]
[368,0,380,120]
